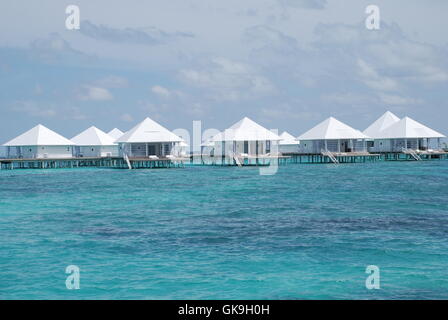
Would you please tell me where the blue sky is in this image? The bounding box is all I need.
[1,0,447,142]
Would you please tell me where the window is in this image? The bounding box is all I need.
[244,141,248,154]
[266,140,271,153]
[163,144,171,154]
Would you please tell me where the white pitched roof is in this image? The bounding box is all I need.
[378,117,445,139]
[298,117,369,140]
[210,117,281,142]
[363,111,400,138]
[108,128,124,140]
[3,124,74,146]
[279,131,299,145]
[116,117,182,143]
[71,126,116,146]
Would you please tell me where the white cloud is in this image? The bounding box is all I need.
[366,40,448,84]
[260,102,318,122]
[10,100,57,118]
[379,94,423,106]
[79,20,194,45]
[9,100,90,121]
[321,92,371,105]
[179,57,276,101]
[151,85,171,98]
[29,33,94,64]
[278,0,327,9]
[357,59,399,92]
[78,86,113,101]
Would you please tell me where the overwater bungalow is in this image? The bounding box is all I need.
[2,124,74,159]
[364,111,400,138]
[363,111,400,152]
[71,126,118,158]
[278,131,300,154]
[115,117,183,158]
[365,115,445,153]
[297,117,369,154]
[208,117,281,158]
[108,128,124,140]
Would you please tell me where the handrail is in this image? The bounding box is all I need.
[402,148,422,161]
[230,152,243,167]
[321,149,339,164]
[123,153,132,169]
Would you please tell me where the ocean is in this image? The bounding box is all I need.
[1,161,448,299]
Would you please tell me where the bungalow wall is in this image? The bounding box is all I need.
[298,139,367,154]
[279,144,299,154]
[0,146,7,159]
[212,140,276,157]
[369,138,438,152]
[120,142,180,157]
[74,145,119,158]
[5,146,73,159]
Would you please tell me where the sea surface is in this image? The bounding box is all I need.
[1,161,448,299]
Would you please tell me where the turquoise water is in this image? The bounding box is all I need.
[1,161,448,299]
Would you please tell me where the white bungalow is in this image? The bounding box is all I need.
[71,126,118,158]
[2,124,74,159]
[363,111,400,152]
[365,116,445,152]
[108,128,124,140]
[364,111,400,138]
[279,131,300,154]
[209,117,281,157]
[115,117,183,158]
[297,117,369,154]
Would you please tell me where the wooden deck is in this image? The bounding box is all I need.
[0,156,187,170]
[283,150,448,164]
[192,154,291,166]
[282,153,381,164]
[1,150,447,170]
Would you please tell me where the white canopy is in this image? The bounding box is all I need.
[363,111,400,138]
[108,128,124,140]
[298,117,369,140]
[210,117,281,142]
[3,124,74,146]
[279,131,300,145]
[378,117,445,139]
[71,126,116,146]
[116,117,182,143]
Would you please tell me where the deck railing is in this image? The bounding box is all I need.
[402,148,422,161]
[321,149,339,164]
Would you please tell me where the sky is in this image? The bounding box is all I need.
[1,0,447,142]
